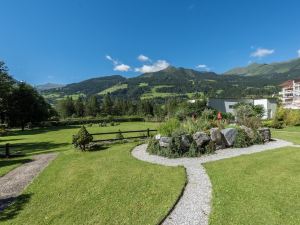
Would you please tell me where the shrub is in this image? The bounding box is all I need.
[147,138,161,154]
[0,127,7,136]
[158,118,180,136]
[233,128,252,148]
[72,126,93,151]
[115,130,124,140]
[110,121,115,126]
[205,140,216,154]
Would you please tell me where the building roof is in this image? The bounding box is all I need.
[279,79,300,87]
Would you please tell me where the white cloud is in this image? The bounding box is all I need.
[105,55,130,72]
[196,64,210,71]
[105,55,118,65]
[251,48,274,58]
[137,54,150,62]
[114,64,131,72]
[298,49,300,57]
[135,60,169,73]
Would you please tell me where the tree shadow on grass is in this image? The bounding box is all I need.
[0,158,32,169]
[8,126,81,136]
[0,194,32,221]
[2,142,70,155]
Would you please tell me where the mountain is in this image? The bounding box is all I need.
[42,58,300,104]
[36,83,65,91]
[224,58,300,76]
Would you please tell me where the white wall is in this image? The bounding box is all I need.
[254,99,268,119]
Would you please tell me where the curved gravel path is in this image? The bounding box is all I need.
[132,139,295,225]
[0,153,57,210]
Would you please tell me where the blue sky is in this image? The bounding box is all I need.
[1,0,300,84]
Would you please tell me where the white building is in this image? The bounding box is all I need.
[279,79,300,109]
[207,98,277,119]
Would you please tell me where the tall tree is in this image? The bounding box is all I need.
[85,95,99,117]
[8,82,52,130]
[102,94,113,115]
[0,61,15,124]
[74,97,85,117]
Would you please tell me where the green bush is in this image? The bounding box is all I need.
[233,128,252,148]
[115,130,124,140]
[158,118,180,136]
[72,126,93,151]
[147,138,161,154]
[205,140,216,154]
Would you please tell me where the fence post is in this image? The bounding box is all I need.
[5,143,10,158]
[147,128,150,137]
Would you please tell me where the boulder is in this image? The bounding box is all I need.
[159,136,172,148]
[240,125,255,139]
[181,134,191,149]
[221,128,237,147]
[155,134,161,140]
[258,127,271,142]
[210,128,225,150]
[193,132,210,148]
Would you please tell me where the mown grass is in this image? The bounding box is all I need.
[0,122,159,176]
[272,126,300,144]
[0,143,186,225]
[205,147,300,225]
[0,122,186,224]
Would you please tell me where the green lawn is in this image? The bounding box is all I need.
[0,122,186,224]
[272,126,300,144]
[205,147,300,225]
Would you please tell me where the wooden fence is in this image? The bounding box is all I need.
[0,143,22,158]
[91,128,157,142]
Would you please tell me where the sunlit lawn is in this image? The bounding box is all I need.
[205,147,300,225]
[0,122,186,225]
[272,126,300,144]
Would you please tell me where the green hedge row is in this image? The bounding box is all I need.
[36,116,145,127]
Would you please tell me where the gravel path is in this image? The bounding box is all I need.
[0,153,57,210]
[132,139,295,225]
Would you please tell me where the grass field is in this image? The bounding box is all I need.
[0,122,186,224]
[272,126,300,144]
[98,83,128,95]
[205,147,300,225]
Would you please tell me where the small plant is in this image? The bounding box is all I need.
[110,121,115,126]
[72,126,93,151]
[205,140,216,154]
[158,118,180,136]
[147,138,160,154]
[233,128,251,148]
[116,130,124,140]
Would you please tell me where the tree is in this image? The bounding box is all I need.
[8,82,53,130]
[56,97,75,118]
[102,94,113,115]
[74,97,85,117]
[0,61,15,124]
[85,95,99,117]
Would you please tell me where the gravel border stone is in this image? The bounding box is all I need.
[132,139,295,225]
[0,153,57,210]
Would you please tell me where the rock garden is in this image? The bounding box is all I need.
[147,107,272,158]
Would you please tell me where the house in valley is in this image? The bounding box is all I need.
[279,79,300,109]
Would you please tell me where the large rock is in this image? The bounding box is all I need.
[193,132,210,148]
[258,127,271,142]
[210,128,225,150]
[159,136,172,148]
[221,128,237,147]
[155,134,161,140]
[181,134,191,149]
[240,125,255,139]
